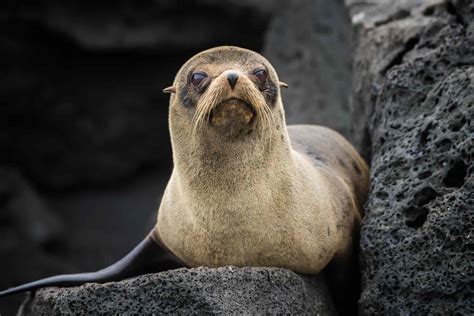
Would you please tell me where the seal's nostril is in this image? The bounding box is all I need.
[227,73,238,89]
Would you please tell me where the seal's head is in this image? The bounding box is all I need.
[165,46,288,142]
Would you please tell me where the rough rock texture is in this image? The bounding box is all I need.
[18,267,336,315]
[347,0,473,314]
[0,0,272,189]
[264,0,352,138]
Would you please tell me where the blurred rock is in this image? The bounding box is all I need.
[0,0,272,189]
[263,0,352,138]
[348,0,473,314]
[19,267,336,315]
[0,167,63,248]
[1,0,275,51]
[0,167,70,315]
[0,167,170,315]
[0,248,75,316]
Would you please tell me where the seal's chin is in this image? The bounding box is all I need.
[209,98,255,136]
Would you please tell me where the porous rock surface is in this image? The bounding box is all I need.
[18,267,336,315]
[347,0,473,314]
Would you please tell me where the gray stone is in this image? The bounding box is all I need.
[18,267,336,315]
[263,0,353,138]
[348,0,473,314]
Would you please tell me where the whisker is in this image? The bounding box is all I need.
[191,77,277,151]
[193,83,226,137]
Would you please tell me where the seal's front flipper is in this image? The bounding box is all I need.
[0,231,186,298]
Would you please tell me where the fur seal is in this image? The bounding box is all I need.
[0,47,369,309]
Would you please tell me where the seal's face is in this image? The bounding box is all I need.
[167,47,286,140]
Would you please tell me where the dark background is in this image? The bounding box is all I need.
[0,0,351,314]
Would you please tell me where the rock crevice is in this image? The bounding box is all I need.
[348,0,473,314]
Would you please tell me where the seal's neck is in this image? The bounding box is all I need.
[171,126,295,212]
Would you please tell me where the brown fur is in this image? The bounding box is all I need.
[154,46,369,276]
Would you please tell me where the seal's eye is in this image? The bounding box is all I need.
[191,72,207,87]
[253,69,267,82]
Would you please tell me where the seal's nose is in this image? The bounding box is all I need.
[227,73,238,89]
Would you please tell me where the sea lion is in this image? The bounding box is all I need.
[0,47,369,310]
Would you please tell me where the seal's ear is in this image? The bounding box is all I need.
[163,86,176,94]
[279,82,288,89]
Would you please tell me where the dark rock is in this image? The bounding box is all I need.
[263,0,353,138]
[1,0,275,51]
[0,167,63,249]
[348,0,473,314]
[0,248,76,316]
[451,0,474,26]
[0,167,71,315]
[0,168,169,315]
[18,267,336,315]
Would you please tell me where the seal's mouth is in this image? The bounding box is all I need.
[209,98,256,128]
